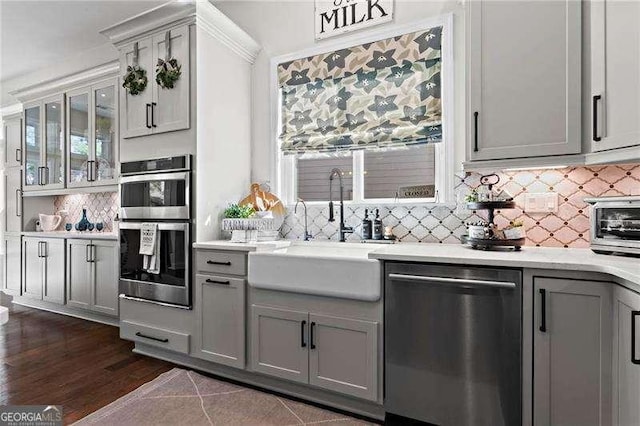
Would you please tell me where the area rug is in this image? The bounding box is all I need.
[73,368,374,425]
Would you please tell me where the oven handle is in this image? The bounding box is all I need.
[120,171,189,184]
[119,222,189,231]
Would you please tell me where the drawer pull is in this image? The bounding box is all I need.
[135,331,169,343]
[633,311,640,365]
[205,278,230,285]
[207,260,231,266]
[310,321,316,349]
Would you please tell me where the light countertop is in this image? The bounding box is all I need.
[193,240,292,252]
[22,231,118,240]
[369,243,640,292]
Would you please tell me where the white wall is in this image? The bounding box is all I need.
[215,0,467,186]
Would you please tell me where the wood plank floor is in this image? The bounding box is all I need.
[0,304,174,424]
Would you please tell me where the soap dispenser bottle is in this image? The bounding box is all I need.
[362,209,372,240]
[372,209,383,240]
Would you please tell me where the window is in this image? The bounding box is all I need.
[274,16,453,205]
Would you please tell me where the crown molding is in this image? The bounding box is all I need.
[9,61,119,103]
[100,1,196,47]
[195,1,261,64]
[1,103,23,119]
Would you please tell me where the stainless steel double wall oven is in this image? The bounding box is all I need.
[119,155,192,307]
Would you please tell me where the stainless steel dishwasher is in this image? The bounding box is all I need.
[385,262,522,426]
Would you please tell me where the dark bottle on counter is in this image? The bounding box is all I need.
[373,209,383,240]
[362,209,372,240]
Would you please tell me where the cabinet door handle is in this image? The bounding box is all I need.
[473,111,479,152]
[632,311,640,365]
[146,104,152,129]
[135,331,169,343]
[310,321,316,349]
[37,241,42,258]
[205,278,229,285]
[41,241,47,258]
[86,244,95,263]
[86,161,92,182]
[593,95,602,142]
[301,320,307,348]
[37,167,42,185]
[15,189,21,217]
[15,148,21,164]
[92,244,97,263]
[151,102,157,128]
[206,260,231,266]
[539,288,547,333]
[44,167,49,185]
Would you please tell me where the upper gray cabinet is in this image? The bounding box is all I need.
[119,25,190,139]
[66,79,118,188]
[23,95,65,191]
[467,0,581,162]
[590,0,640,153]
[4,116,23,169]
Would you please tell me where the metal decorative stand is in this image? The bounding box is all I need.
[462,174,525,251]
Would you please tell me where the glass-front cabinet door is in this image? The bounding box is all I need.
[67,89,90,187]
[66,79,117,188]
[43,96,65,188]
[23,105,41,188]
[94,81,117,185]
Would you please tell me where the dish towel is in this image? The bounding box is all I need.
[140,223,161,274]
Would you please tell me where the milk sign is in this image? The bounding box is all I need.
[315,0,394,40]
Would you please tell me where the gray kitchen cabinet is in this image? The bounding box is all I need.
[612,285,640,426]
[467,0,581,161]
[195,274,245,368]
[590,0,640,153]
[22,237,43,299]
[22,237,65,304]
[251,305,309,384]
[23,95,65,191]
[309,314,378,401]
[66,239,91,309]
[250,304,379,400]
[66,239,118,316]
[3,235,21,296]
[5,168,22,233]
[4,116,22,169]
[66,79,118,188]
[533,277,612,426]
[119,25,190,139]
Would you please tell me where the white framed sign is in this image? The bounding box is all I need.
[315,0,394,40]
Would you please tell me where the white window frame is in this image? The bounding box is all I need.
[270,14,455,206]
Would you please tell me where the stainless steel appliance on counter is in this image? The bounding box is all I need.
[119,155,192,307]
[587,196,640,256]
[385,263,522,425]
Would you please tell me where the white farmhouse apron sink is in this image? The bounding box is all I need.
[248,242,384,301]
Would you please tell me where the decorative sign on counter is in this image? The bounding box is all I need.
[315,0,394,40]
[397,184,435,199]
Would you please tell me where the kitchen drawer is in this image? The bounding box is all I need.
[120,320,190,354]
[196,250,246,276]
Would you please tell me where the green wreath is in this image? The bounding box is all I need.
[122,65,148,96]
[156,58,182,89]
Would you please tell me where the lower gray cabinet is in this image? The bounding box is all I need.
[251,305,309,384]
[66,239,118,316]
[309,314,378,401]
[22,237,65,304]
[194,274,245,368]
[3,235,21,296]
[250,304,379,401]
[533,277,612,426]
[612,285,640,426]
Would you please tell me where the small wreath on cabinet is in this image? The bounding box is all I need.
[155,58,182,89]
[122,65,148,95]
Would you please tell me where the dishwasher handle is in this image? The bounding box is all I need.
[388,273,517,290]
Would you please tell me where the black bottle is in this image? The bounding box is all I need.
[372,209,383,240]
[362,209,372,240]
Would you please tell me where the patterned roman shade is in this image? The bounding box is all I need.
[278,26,443,155]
